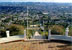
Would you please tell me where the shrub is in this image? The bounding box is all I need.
[27,29,35,39]
[8,24,24,36]
[0,29,6,38]
[48,25,65,35]
[69,26,72,36]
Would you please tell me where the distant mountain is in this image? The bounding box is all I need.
[0,2,72,6]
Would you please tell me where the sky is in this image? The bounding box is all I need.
[0,0,72,3]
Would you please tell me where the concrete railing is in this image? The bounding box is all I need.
[0,27,72,43]
[0,35,24,43]
[0,30,26,43]
[48,28,72,42]
[51,35,72,42]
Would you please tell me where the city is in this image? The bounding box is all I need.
[0,1,72,50]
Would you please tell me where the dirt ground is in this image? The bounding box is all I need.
[0,40,72,50]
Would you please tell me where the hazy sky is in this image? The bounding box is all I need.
[0,0,72,3]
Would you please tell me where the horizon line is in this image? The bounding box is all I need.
[0,2,72,3]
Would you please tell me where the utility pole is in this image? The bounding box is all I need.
[27,6,29,34]
[43,20,45,34]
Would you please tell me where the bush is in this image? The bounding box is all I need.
[69,26,72,36]
[8,24,24,36]
[27,29,34,38]
[48,25,65,35]
[0,29,6,38]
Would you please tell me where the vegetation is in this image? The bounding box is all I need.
[7,24,24,36]
[69,26,72,36]
[27,29,35,39]
[48,25,65,35]
[0,2,72,38]
[0,29,6,38]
